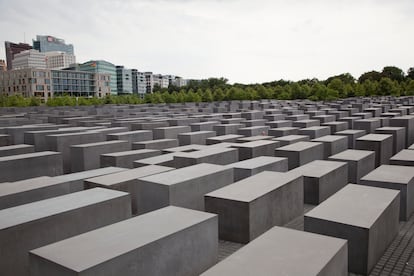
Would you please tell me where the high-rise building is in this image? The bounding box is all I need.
[144,72,154,94]
[116,66,133,95]
[0,68,110,101]
[174,77,188,87]
[132,69,147,97]
[33,35,74,55]
[45,51,76,69]
[153,74,169,89]
[79,60,116,94]
[4,41,33,70]
[0,60,6,71]
[12,50,46,70]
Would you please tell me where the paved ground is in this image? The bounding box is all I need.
[218,204,414,275]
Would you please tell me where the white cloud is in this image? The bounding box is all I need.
[0,0,413,83]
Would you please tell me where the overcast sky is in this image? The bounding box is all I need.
[0,0,413,83]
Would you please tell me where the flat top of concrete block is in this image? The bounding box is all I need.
[0,176,65,197]
[164,144,208,152]
[270,127,299,131]
[290,160,347,177]
[70,140,129,148]
[305,184,400,228]
[88,127,128,133]
[231,140,279,148]
[300,126,330,131]
[376,127,405,131]
[53,167,127,182]
[175,147,237,158]
[134,138,177,144]
[0,188,129,229]
[276,141,323,151]
[202,226,346,275]
[101,149,160,157]
[0,144,34,150]
[206,171,301,202]
[329,149,375,161]
[179,131,216,136]
[357,133,393,142]
[312,135,347,142]
[207,134,244,140]
[323,121,347,125]
[154,126,190,130]
[274,135,309,141]
[206,142,240,149]
[107,130,152,136]
[30,206,216,272]
[190,121,219,125]
[227,156,287,169]
[139,163,229,185]
[391,115,414,120]
[361,165,414,184]
[335,129,366,135]
[356,118,381,122]
[215,123,243,127]
[135,153,176,164]
[86,165,174,186]
[391,150,414,161]
[0,150,60,161]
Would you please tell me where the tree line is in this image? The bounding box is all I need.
[1,66,413,107]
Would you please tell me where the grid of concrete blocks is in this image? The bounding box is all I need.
[0,97,414,276]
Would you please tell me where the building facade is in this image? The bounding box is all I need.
[0,60,6,71]
[132,69,147,97]
[0,68,110,101]
[33,35,74,55]
[45,51,76,69]
[12,50,46,70]
[116,66,133,95]
[4,41,33,70]
[79,60,117,95]
[153,74,169,89]
[144,72,154,94]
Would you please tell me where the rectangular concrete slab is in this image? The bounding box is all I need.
[305,184,400,275]
[100,149,161,168]
[201,226,347,276]
[0,188,132,276]
[30,206,218,276]
[205,171,303,243]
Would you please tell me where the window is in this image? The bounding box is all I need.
[36,85,44,91]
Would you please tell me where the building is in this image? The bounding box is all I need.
[116,66,133,95]
[153,74,169,89]
[79,60,117,95]
[0,60,6,71]
[174,76,188,87]
[144,72,154,94]
[45,51,76,69]
[33,35,74,55]
[131,69,147,97]
[11,50,46,70]
[4,41,33,70]
[0,68,110,101]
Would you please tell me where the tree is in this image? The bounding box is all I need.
[325,73,355,85]
[407,67,414,80]
[358,71,382,83]
[377,78,396,96]
[212,88,225,101]
[327,78,345,98]
[381,66,405,82]
[406,79,414,95]
[201,89,214,102]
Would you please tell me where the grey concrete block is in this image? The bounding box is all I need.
[237,126,270,137]
[205,172,303,243]
[298,126,331,139]
[173,147,239,168]
[85,165,174,214]
[0,144,34,157]
[292,119,320,128]
[268,127,299,137]
[133,153,177,168]
[213,124,243,135]
[265,120,292,128]
[290,160,348,204]
[201,226,347,276]
[354,118,382,134]
[0,151,63,182]
[227,156,288,181]
[70,140,130,172]
[328,149,376,184]
[137,163,233,214]
[389,115,414,146]
[375,126,406,154]
[273,134,310,146]
[100,149,161,168]
[236,135,273,143]
[153,126,191,139]
[190,121,220,131]
[356,134,393,167]
[178,131,216,146]
[132,138,178,150]
[274,141,324,169]
[206,134,244,145]
[106,130,153,145]
[360,165,414,221]
[390,149,414,166]
[334,129,366,149]
[305,184,400,275]
[30,206,218,276]
[312,135,348,159]
[322,121,349,133]
[231,140,280,160]
[0,134,11,146]
[0,188,131,276]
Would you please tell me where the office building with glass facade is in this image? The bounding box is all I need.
[116,66,133,95]
[79,60,117,94]
[33,35,74,55]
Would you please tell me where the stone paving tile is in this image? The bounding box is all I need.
[217,204,414,276]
